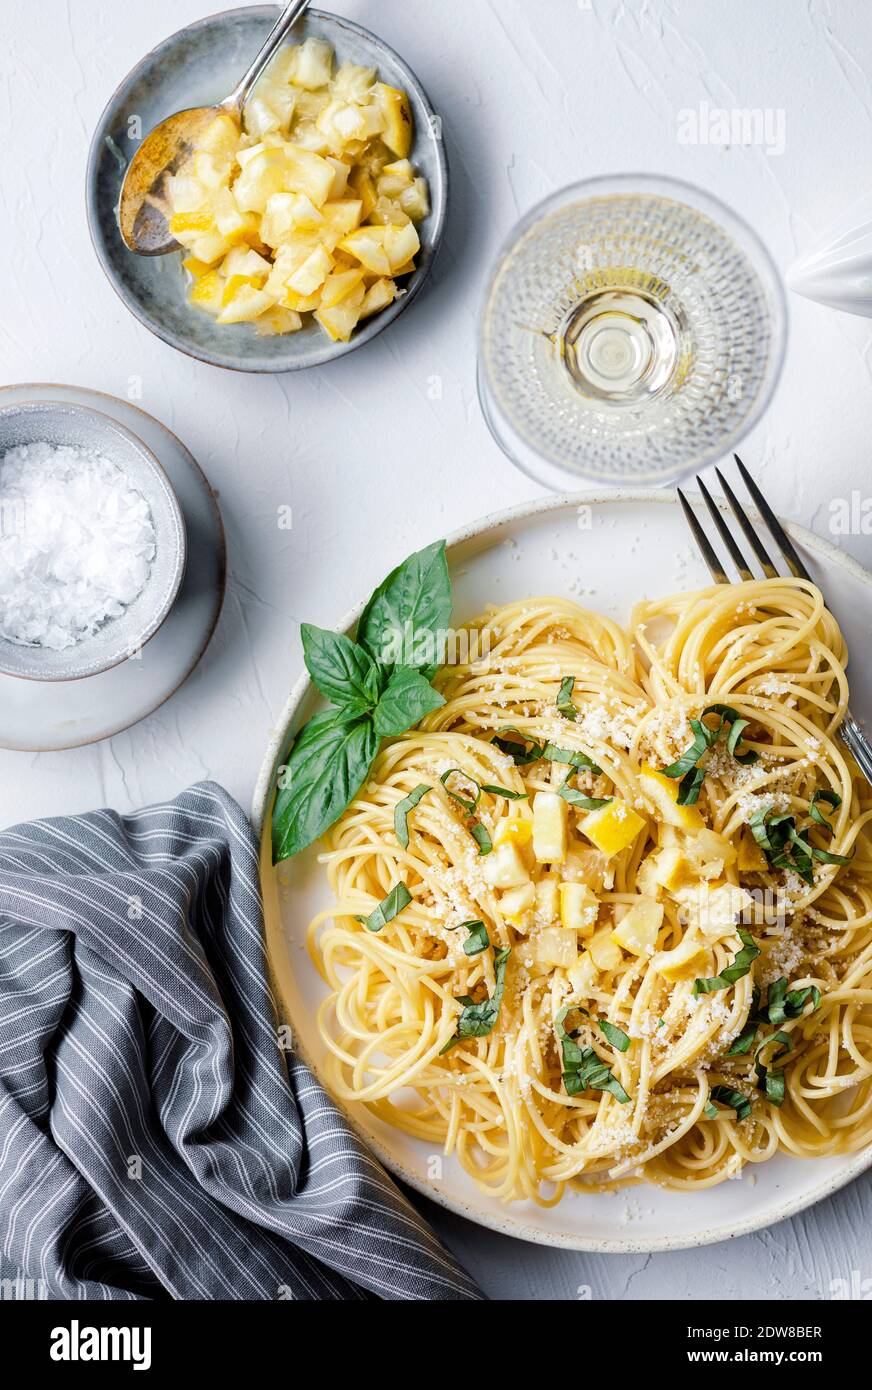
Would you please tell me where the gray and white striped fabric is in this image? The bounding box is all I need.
[0,782,481,1301]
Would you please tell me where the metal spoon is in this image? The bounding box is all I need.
[118,0,311,256]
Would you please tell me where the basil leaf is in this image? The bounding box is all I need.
[272,710,379,862]
[726,1025,758,1056]
[787,827,816,885]
[810,788,841,831]
[542,743,602,774]
[726,716,756,763]
[693,929,760,996]
[663,717,718,778]
[557,675,578,721]
[471,822,492,855]
[598,1019,631,1053]
[356,539,452,678]
[677,765,706,806]
[462,921,490,956]
[480,784,528,800]
[491,728,545,765]
[394,783,430,849]
[300,624,381,713]
[575,1049,631,1104]
[763,1068,785,1106]
[709,1085,752,1121]
[703,1101,719,1119]
[558,773,611,810]
[440,946,511,1052]
[440,768,480,812]
[362,881,412,933]
[372,666,445,737]
[764,978,820,1025]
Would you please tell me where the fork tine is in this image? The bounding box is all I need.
[733,455,812,582]
[696,476,754,581]
[715,467,778,579]
[677,488,728,584]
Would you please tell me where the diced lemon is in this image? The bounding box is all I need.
[532,791,568,865]
[314,281,366,341]
[286,244,334,296]
[610,897,663,956]
[221,273,262,306]
[216,284,276,323]
[681,884,753,939]
[639,764,704,832]
[534,877,560,925]
[338,226,392,275]
[182,256,213,278]
[652,937,707,982]
[374,82,413,157]
[689,828,737,879]
[319,200,365,244]
[360,278,397,318]
[587,925,624,972]
[482,841,531,890]
[499,882,535,931]
[535,928,577,969]
[320,267,366,308]
[282,287,322,312]
[223,246,273,279]
[580,800,646,859]
[293,36,334,90]
[568,951,598,994]
[188,270,224,314]
[651,846,699,894]
[559,881,599,937]
[399,177,430,222]
[198,111,240,161]
[493,817,533,849]
[190,231,232,265]
[383,220,420,271]
[349,166,377,219]
[255,306,303,336]
[737,829,768,872]
[169,211,213,234]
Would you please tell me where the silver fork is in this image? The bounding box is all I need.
[677,455,872,787]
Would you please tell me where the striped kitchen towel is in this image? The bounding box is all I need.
[0,782,481,1301]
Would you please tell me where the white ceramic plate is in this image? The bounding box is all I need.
[0,384,226,750]
[253,491,872,1252]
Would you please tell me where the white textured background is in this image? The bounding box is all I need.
[2,0,872,1300]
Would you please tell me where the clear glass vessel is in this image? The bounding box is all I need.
[478,175,787,489]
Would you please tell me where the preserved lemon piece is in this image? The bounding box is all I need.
[168,37,428,340]
[580,801,646,858]
[610,898,663,956]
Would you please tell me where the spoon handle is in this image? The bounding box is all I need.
[224,0,312,113]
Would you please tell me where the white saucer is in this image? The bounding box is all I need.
[0,384,226,750]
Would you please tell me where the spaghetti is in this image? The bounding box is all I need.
[306,578,872,1204]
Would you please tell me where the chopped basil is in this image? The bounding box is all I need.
[543,743,602,774]
[693,929,760,996]
[394,783,431,849]
[661,704,757,807]
[810,788,841,832]
[440,768,480,812]
[726,1025,758,1056]
[557,675,578,721]
[471,821,492,855]
[754,1030,791,1108]
[556,1007,631,1102]
[440,946,511,1052]
[703,1101,719,1119]
[708,1085,752,1121]
[462,921,490,956]
[479,783,528,800]
[763,977,820,1025]
[360,882,412,933]
[491,728,545,765]
[598,1019,632,1052]
[750,805,854,885]
[558,772,612,811]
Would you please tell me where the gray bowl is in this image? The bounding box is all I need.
[86,5,448,373]
[0,402,187,680]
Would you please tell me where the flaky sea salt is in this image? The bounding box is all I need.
[0,441,156,651]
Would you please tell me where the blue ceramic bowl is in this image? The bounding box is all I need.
[86,5,448,373]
